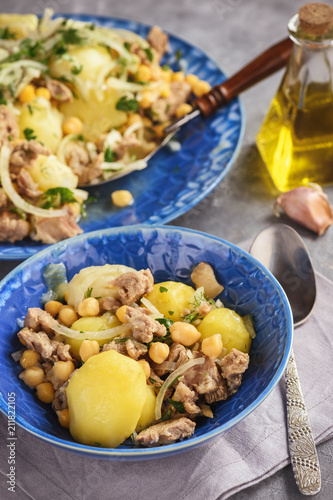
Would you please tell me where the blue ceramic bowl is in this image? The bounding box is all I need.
[0,226,293,460]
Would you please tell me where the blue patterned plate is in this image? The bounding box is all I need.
[0,225,293,460]
[0,14,245,260]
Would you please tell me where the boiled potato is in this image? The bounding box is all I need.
[0,14,38,39]
[18,99,63,153]
[29,155,78,191]
[145,281,195,321]
[197,308,251,354]
[49,45,113,88]
[67,264,135,312]
[136,385,156,432]
[66,350,147,447]
[59,90,126,142]
[67,313,122,357]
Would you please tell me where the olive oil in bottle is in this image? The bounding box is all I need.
[257,3,333,192]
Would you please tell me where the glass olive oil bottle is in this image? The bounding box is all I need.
[257,3,333,192]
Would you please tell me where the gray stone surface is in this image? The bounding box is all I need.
[0,0,332,499]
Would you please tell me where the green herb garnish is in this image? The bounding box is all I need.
[168,310,174,316]
[0,27,15,40]
[104,146,116,163]
[161,408,172,421]
[84,287,93,299]
[168,398,185,413]
[144,47,153,62]
[159,286,168,293]
[41,187,77,209]
[116,95,139,113]
[71,64,83,75]
[124,41,131,51]
[23,128,37,141]
[175,49,182,61]
[9,207,27,220]
[168,375,180,389]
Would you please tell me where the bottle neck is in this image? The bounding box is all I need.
[288,13,333,50]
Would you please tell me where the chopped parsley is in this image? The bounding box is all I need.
[114,337,130,343]
[0,90,7,105]
[59,27,86,46]
[124,41,131,52]
[168,375,180,389]
[144,47,153,62]
[89,23,95,31]
[175,49,182,61]
[155,318,173,330]
[168,310,174,316]
[104,146,116,163]
[41,187,77,209]
[161,408,172,421]
[71,64,83,75]
[84,287,93,299]
[159,286,168,293]
[168,398,185,413]
[148,377,157,384]
[162,64,170,71]
[27,104,33,115]
[9,207,27,220]
[23,128,37,141]
[116,95,139,113]
[0,27,15,40]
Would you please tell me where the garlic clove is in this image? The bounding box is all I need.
[274,185,333,236]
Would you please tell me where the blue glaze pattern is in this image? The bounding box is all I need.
[0,225,293,460]
[0,14,244,260]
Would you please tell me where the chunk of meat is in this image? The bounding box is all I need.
[127,42,152,65]
[0,211,30,242]
[125,339,148,359]
[221,348,249,395]
[99,297,122,314]
[147,26,169,62]
[148,367,164,388]
[46,79,73,102]
[0,188,9,210]
[172,381,202,416]
[204,378,229,404]
[125,306,166,343]
[0,105,20,148]
[10,140,50,177]
[31,211,83,244]
[113,133,141,161]
[135,417,195,446]
[102,339,127,355]
[24,307,55,335]
[16,168,43,200]
[18,327,73,362]
[66,141,90,173]
[151,81,191,122]
[179,352,221,395]
[52,380,69,411]
[152,342,188,376]
[111,269,154,304]
[78,152,103,185]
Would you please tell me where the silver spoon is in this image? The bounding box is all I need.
[250,223,321,496]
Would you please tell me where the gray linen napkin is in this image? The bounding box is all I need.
[1,272,333,500]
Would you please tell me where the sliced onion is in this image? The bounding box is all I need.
[56,134,78,165]
[0,146,67,218]
[11,349,24,362]
[106,77,153,93]
[154,357,205,420]
[124,121,143,137]
[50,317,131,341]
[140,297,163,317]
[243,315,256,339]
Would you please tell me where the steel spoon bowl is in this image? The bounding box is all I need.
[250,223,321,496]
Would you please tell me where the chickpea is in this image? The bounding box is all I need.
[201,334,223,359]
[149,342,169,364]
[192,80,211,98]
[171,71,185,82]
[137,359,151,379]
[35,87,51,100]
[58,305,78,327]
[78,297,100,317]
[137,64,152,82]
[45,300,63,317]
[153,124,165,138]
[111,190,134,208]
[62,117,83,135]
[20,350,40,369]
[53,360,75,382]
[175,103,193,118]
[115,305,128,323]
[57,409,70,428]
[185,73,200,88]
[18,84,36,104]
[127,114,142,127]
[36,382,55,404]
[79,340,100,362]
[170,322,201,346]
[19,367,44,388]
[140,91,154,109]
[160,82,170,98]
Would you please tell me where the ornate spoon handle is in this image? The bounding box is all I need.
[285,348,321,495]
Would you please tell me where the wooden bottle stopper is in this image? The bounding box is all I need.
[299,3,333,35]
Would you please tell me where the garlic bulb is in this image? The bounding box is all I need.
[274,184,333,236]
